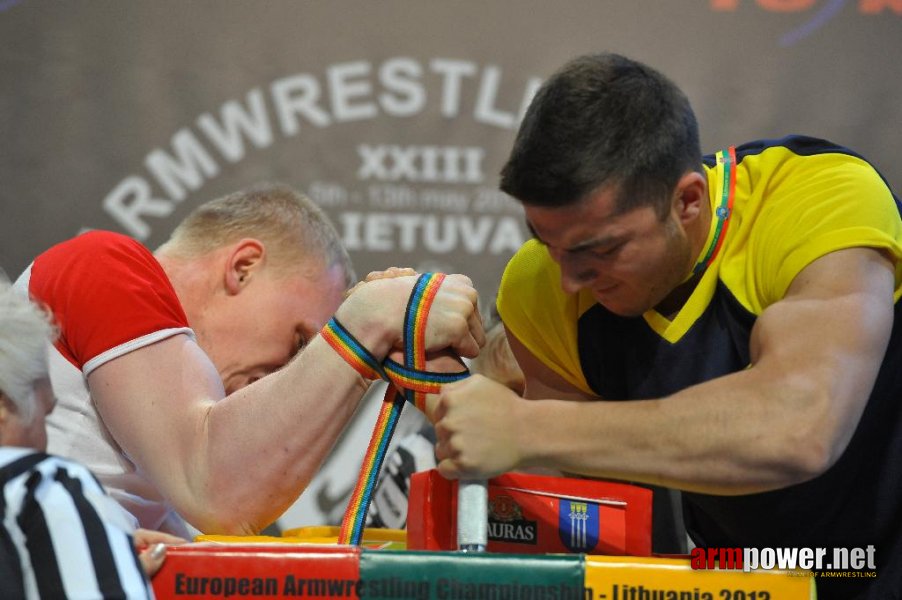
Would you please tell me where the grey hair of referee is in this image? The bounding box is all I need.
[0,280,56,448]
[0,280,186,581]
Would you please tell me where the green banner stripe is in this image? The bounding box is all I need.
[360,550,585,599]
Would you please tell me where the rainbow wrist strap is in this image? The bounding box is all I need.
[319,317,388,382]
[321,272,470,545]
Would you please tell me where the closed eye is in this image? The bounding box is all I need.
[588,242,624,259]
[293,328,310,357]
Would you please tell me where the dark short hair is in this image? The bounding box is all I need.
[500,53,701,217]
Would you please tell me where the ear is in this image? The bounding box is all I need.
[224,238,266,295]
[672,171,708,226]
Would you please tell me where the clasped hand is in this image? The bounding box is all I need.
[426,374,525,479]
[339,267,485,366]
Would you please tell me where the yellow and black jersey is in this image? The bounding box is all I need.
[499,136,902,396]
[497,136,902,587]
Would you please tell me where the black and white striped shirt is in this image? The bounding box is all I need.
[1,447,153,599]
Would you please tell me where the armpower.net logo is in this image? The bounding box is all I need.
[691,545,877,578]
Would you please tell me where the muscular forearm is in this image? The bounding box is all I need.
[170,275,480,533]
[518,366,832,495]
[185,336,371,533]
[94,273,482,534]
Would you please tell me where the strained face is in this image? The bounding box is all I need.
[526,184,691,317]
[211,261,348,394]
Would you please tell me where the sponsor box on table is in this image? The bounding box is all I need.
[407,469,653,556]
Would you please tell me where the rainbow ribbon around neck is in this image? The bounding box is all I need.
[692,146,737,276]
[320,272,470,545]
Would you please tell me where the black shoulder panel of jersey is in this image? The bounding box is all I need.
[702,135,899,209]
[702,135,865,168]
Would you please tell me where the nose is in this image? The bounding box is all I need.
[560,268,594,294]
[551,250,597,295]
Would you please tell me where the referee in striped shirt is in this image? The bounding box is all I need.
[0,281,179,598]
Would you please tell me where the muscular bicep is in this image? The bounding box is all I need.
[749,247,895,458]
[505,324,599,402]
[87,334,224,505]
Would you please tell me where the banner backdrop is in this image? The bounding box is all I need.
[1,1,900,530]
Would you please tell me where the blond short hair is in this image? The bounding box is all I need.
[159,183,355,286]
[0,281,56,423]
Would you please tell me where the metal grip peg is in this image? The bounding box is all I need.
[457,479,488,552]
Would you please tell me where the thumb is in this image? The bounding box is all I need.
[436,458,462,480]
[139,543,167,578]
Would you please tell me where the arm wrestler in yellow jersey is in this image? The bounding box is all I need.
[427,53,902,600]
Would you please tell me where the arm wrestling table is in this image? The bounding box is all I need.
[151,471,814,599]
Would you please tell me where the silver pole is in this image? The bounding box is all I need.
[457,479,488,552]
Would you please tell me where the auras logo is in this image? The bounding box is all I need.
[711,0,901,46]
